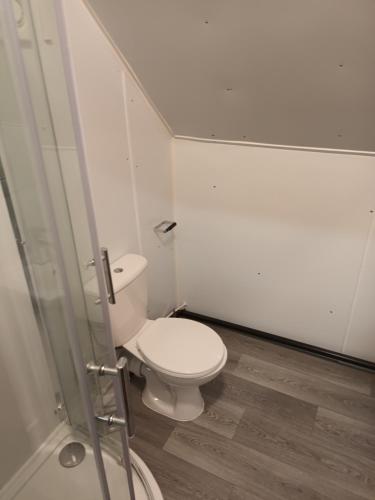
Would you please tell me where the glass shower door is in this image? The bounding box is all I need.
[0,1,135,499]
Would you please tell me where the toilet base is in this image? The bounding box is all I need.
[141,366,204,421]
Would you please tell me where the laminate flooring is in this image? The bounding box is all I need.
[126,323,375,500]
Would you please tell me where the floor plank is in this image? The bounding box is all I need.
[194,395,245,439]
[233,353,375,425]
[225,349,241,373]
[313,407,375,463]
[126,324,375,500]
[214,325,374,395]
[203,371,317,432]
[229,486,271,500]
[165,423,364,500]
[131,436,233,500]
[233,407,375,500]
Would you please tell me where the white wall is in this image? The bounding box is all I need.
[62,0,176,318]
[40,1,375,362]
[0,188,58,490]
[173,139,375,361]
[344,219,375,360]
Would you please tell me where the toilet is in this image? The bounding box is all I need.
[106,254,227,421]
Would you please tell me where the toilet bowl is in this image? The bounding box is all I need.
[88,254,227,421]
[125,317,227,420]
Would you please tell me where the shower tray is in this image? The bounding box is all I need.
[0,424,163,500]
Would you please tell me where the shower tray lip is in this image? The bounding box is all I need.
[0,423,163,500]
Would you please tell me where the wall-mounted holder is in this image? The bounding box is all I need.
[154,220,177,234]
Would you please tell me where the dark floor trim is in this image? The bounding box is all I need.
[176,310,375,372]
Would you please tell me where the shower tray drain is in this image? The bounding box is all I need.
[58,442,86,468]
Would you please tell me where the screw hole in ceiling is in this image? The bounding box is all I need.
[95,0,375,152]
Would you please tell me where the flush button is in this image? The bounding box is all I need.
[113,267,124,273]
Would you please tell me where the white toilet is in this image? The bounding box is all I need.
[106,254,227,421]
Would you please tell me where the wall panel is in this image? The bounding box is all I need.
[125,76,176,317]
[344,218,375,361]
[0,188,57,489]
[174,139,375,356]
[62,0,176,317]
[62,0,139,261]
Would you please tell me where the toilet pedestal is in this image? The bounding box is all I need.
[141,366,205,421]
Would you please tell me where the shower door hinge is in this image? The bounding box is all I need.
[87,359,135,438]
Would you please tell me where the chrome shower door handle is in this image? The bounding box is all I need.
[116,357,135,438]
[101,247,116,304]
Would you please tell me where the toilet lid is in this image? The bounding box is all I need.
[136,318,226,377]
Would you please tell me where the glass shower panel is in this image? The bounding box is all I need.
[29,0,120,422]
[0,4,108,499]
[0,3,87,431]
[3,0,115,429]
[1,1,135,498]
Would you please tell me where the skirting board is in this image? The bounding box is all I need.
[176,310,375,372]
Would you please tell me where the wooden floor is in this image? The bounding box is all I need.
[128,323,375,500]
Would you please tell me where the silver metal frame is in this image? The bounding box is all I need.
[1,2,112,498]
[53,1,136,498]
[2,1,136,498]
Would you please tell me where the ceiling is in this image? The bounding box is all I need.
[86,0,375,151]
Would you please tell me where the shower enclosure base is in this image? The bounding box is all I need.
[0,424,163,500]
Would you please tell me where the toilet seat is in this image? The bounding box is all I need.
[136,318,226,379]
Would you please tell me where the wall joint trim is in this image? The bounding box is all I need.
[174,135,375,157]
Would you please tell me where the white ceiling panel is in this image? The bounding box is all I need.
[86,0,375,151]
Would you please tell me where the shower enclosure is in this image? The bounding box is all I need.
[0,1,160,498]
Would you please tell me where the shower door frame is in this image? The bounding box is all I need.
[1,1,136,499]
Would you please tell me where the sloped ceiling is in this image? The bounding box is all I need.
[86,0,375,151]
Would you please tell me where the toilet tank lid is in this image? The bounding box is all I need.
[85,254,147,295]
[111,254,148,293]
